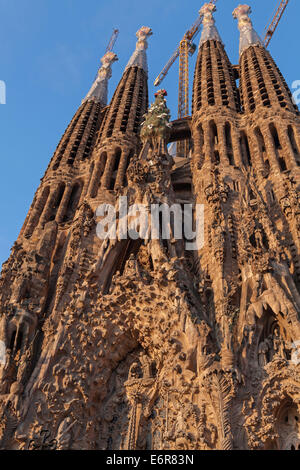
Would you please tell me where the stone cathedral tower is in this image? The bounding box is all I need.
[0,3,299,451]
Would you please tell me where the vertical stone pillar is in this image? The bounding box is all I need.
[24,189,50,237]
[40,186,63,226]
[278,127,298,170]
[203,121,212,163]
[115,149,130,190]
[217,123,228,165]
[89,161,102,198]
[101,152,115,190]
[231,128,243,167]
[56,185,73,224]
[193,125,205,168]
[250,129,266,176]
[261,125,281,173]
[293,126,300,156]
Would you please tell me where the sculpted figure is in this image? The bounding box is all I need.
[258,339,269,367]
[56,417,75,450]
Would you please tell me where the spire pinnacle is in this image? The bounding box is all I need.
[199,2,222,48]
[125,26,153,76]
[233,4,263,56]
[83,51,118,105]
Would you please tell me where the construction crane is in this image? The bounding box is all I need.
[93,29,119,81]
[155,0,290,123]
[263,0,289,47]
[105,28,119,53]
[154,0,217,120]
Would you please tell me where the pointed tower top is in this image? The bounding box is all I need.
[199,2,222,48]
[83,51,118,105]
[233,4,263,56]
[125,26,153,75]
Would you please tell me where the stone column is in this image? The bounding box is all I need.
[278,127,298,170]
[202,121,212,164]
[249,129,265,176]
[40,186,63,226]
[101,152,115,190]
[217,123,228,165]
[115,149,130,190]
[193,124,205,169]
[56,185,73,224]
[231,128,243,167]
[24,189,50,237]
[261,125,281,173]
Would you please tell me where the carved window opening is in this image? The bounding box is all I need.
[106,73,128,138]
[256,308,279,365]
[197,124,204,158]
[25,186,50,237]
[206,43,215,106]
[274,402,300,450]
[265,158,270,173]
[195,52,203,110]
[44,233,67,313]
[240,132,252,167]
[88,161,94,191]
[49,184,65,222]
[173,183,192,195]
[209,121,219,164]
[288,126,299,157]
[242,55,255,112]
[123,149,134,187]
[52,108,82,170]
[21,285,31,301]
[9,327,24,354]
[225,122,234,165]
[233,181,240,192]
[215,48,229,106]
[120,68,138,134]
[109,148,122,191]
[260,49,293,110]
[133,73,145,134]
[159,212,170,255]
[270,124,287,171]
[67,108,92,166]
[251,48,270,107]
[90,152,107,198]
[269,189,275,204]
[9,330,16,351]
[63,182,82,222]
[82,106,100,160]
[15,330,23,353]
[254,127,268,174]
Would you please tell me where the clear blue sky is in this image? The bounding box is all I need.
[0,0,299,267]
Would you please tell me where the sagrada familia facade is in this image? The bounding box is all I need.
[0,3,299,450]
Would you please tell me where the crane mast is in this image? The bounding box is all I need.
[154,1,290,157]
[106,28,119,53]
[155,0,216,121]
[263,0,289,47]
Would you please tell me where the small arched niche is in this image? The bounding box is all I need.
[274,401,300,450]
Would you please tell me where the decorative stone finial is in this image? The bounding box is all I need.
[125,26,153,75]
[199,2,222,47]
[83,51,118,105]
[233,4,263,56]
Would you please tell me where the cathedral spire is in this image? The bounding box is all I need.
[199,2,222,48]
[192,3,240,115]
[233,4,263,56]
[87,27,153,194]
[125,26,153,76]
[83,51,118,105]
